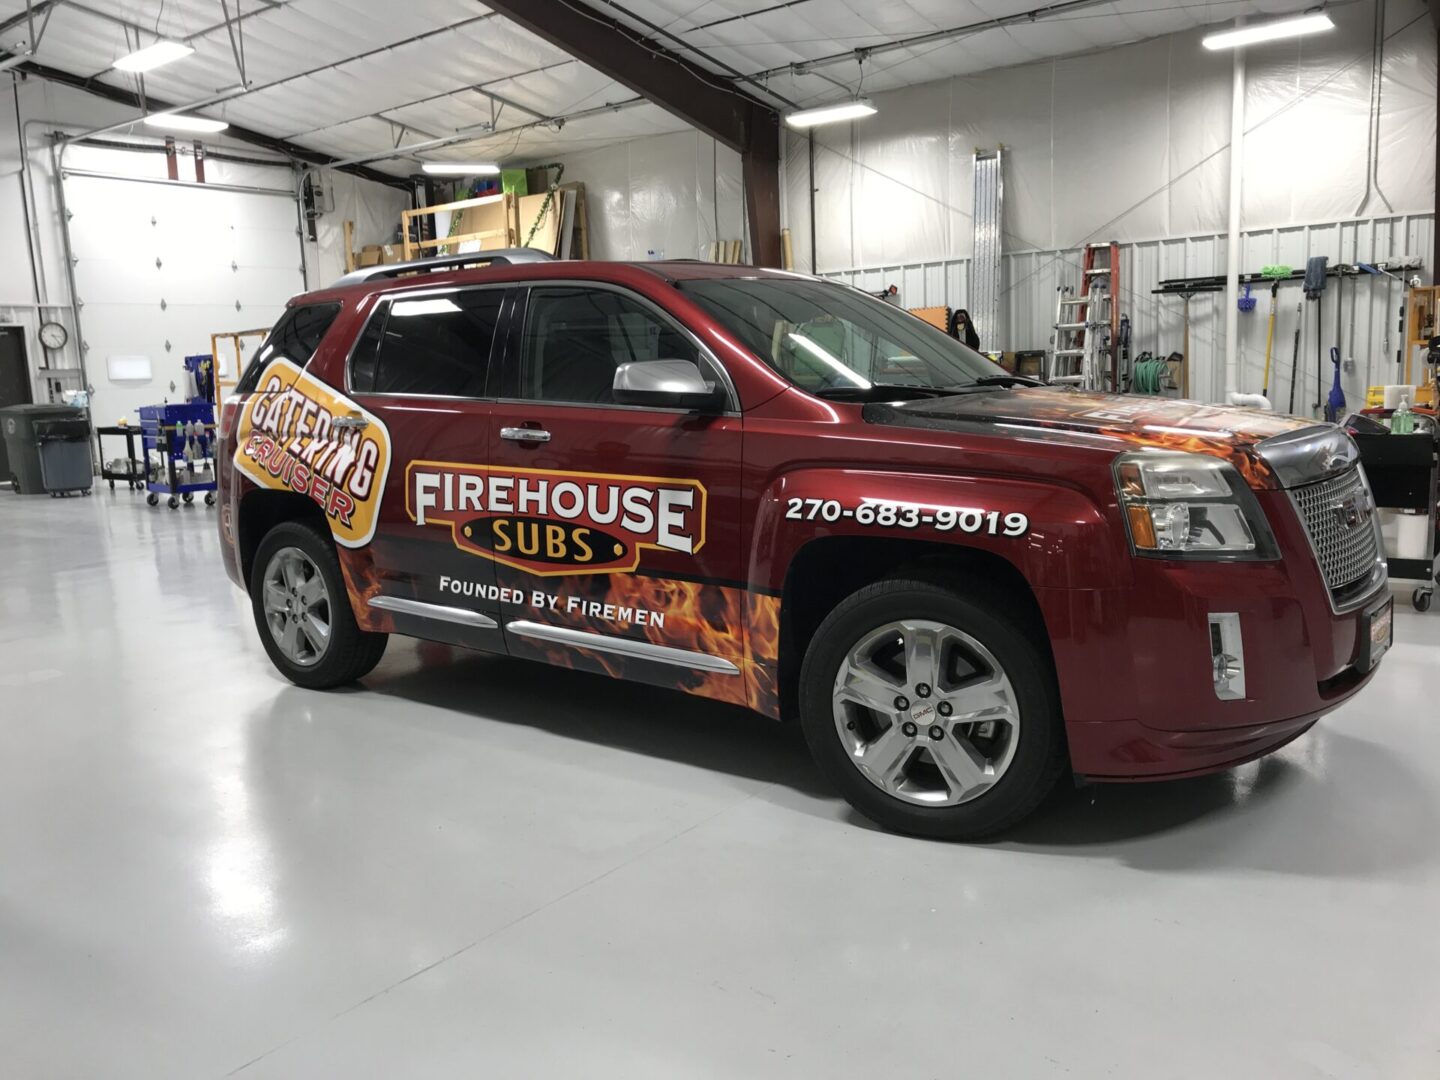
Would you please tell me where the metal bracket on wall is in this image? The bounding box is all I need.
[972,148,1004,354]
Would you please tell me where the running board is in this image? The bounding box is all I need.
[368,595,499,629]
[505,620,740,675]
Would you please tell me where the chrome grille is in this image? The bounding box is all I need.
[1289,468,1381,595]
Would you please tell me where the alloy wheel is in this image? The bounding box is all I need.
[261,546,332,667]
[831,619,1020,807]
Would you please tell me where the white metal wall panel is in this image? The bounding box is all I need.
[825,214,1434,419]
[64,174,302,424]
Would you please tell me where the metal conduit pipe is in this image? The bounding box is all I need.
[1223,31,1245,402]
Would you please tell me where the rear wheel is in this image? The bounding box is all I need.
[799,577,1067,840]
[249,520,387,689]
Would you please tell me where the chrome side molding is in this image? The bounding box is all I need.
[368,595,499,629]
[505,620,741,675]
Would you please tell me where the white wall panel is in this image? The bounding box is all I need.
[542,130,745,261]
[64,175,303,424]
[798,0,1434,266]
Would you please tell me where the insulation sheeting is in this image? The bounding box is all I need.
[533,130,744,261]
[791,0,1434,273]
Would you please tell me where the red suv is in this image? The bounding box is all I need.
[217,252,1392,839]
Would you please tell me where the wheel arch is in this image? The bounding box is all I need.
[776,534,1050,723]
[237,488,331,592]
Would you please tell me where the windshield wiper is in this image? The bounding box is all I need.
[960,374,1044,389]
[810,383,965,400]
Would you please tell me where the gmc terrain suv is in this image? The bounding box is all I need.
[217,252,1392,839]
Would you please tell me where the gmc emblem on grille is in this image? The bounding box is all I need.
[1331,493,1372,530]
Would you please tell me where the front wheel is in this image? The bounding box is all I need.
[799,577,1067,840]
[249,520,387,689]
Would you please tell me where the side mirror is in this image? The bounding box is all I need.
[612,360,725,411]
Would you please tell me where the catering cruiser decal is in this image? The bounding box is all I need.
[407,463,707,577]
[234,358,391,547]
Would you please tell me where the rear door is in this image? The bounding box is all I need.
[346,284,510,652]
[482,282,750,704]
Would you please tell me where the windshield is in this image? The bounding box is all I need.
[676,277,1002,397]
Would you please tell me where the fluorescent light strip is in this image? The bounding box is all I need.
[784,99,877,129]
[1202,13,1334,50]
[144,112,229,134]
[113,40,194,73]
[422,162,501,175]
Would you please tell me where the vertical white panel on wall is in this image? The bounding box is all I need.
[64,174,302,423]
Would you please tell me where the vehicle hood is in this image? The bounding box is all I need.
[864,388,1331,489]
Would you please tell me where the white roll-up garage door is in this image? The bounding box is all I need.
[64,171,304,425]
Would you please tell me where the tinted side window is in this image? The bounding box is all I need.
[521,287,700,405]
[236,302,341,392]
[370,290,504,397]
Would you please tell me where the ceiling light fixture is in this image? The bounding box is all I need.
[421,162,501,176]
[784,98,877,129]
[1201,12,1334,50]
[113,40,194,73]
[143,112,229,134]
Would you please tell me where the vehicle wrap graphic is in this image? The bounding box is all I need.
[867,389,1317,489]
[407,462,707,578]
[233,358,391,547]
[497,571,781,717]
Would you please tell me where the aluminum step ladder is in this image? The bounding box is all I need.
[1048,242,1120,390]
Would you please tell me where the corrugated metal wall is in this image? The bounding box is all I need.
[824,213,1433,415]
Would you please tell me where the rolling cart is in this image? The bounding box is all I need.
[138,402,217,510]
[1353,421,1439,611]
[96,424,146,491]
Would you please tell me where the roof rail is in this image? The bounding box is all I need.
[331,248,557,287]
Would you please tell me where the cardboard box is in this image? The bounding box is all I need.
[357,245,382,267]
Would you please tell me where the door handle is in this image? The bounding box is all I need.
[332,414,369,432]
[500,427,551,443]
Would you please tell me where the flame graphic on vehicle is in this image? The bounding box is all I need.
[509,573,782,717]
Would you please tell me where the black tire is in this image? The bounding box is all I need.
[183,492,194,505]
[799,576,1067,840]
[249,519,388,689]
[204,492,215,507]
[1415,588,1433,613]
[146,492,158,506]
[11,474,21,494]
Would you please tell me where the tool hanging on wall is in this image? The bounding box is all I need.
[1324,346,1346,422]
[1260,281,1279,397]
[1303,256,1328,417]
[1287,300,1303,414]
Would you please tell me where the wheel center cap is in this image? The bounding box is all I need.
[910,702,935,725]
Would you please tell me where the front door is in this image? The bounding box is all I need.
[483,283,750,706]
[347,284,509,653]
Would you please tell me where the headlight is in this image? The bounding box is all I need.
[1114,451,1278,560]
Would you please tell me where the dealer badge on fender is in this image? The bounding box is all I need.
[407,462,707,577]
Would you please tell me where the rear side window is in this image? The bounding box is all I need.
[236,302,341,393]
[351,289,505,397]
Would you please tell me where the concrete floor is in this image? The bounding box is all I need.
[0,491,1436,1079]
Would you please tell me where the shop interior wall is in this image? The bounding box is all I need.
[535,128,746,262]
[782,0,1437,409]
[1,73,405,422]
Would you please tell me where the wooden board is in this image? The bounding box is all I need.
[908,306,950,332]
[517,191,560,254]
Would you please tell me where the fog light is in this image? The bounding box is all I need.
[1208,613,1245,700]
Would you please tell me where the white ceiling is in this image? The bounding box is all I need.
[0,0,1309,177]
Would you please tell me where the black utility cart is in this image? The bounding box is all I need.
[1354,427,1440,611]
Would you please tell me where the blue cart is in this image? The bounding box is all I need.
[139,402,218,510]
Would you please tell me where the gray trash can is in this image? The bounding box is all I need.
[35,416,93,496]
[0,404,88,495]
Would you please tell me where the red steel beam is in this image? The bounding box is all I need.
[484,0,783,267]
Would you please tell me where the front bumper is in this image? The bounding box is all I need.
[1037,497,1387,780]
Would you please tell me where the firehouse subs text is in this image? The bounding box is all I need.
[233,358,391,548]
[408,462,707,577]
